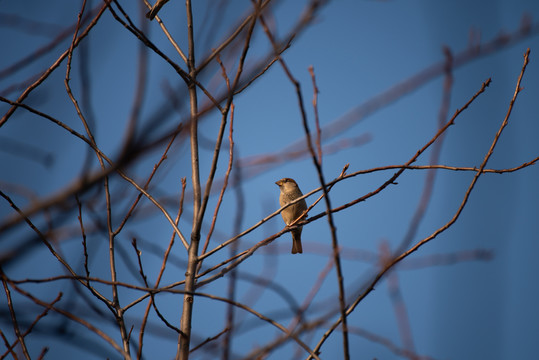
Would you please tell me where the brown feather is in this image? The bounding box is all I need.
[276,178,307,254]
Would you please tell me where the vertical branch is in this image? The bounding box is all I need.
[309,78,492,357]
[222,150,244,360]
[186,0,201,227]
[300,65,350,360]
[200,103,236,258]
[312,49,530,357]
[104,158,131,358]
[308,66,323,164]
[138,178,186,360]
[179,3,257,357]
[65,1,131,357]
[198,55,232,260]
[257,9,350,356]
[196,5,257,241]
[1,271,31,360]
[179,0,200,359]
[121,0,150,156]
[76,195,91,279]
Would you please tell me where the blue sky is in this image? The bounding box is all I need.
[1,1,539,359]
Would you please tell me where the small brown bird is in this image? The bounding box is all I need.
[275,178,308,254]
[146,0,170,20]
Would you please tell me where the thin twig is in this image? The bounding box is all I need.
[308,66,323,164]
[257,10,350,357]
[0,6,99,79]
[186,291,321,360]
[0,292,62,359]
[398,46,453,252]
[199,66,235,260]
[380,241,415,353]
[347,326,436,360]
[0,190,113,306]
[2,273,129,358]
[137,177,186,359]
[195,2,257,239]
[107,0,222,112]
[114,122,182,237]
[195,0,273,74]
[0,2,109,127]
[141,0,188,63]
[276,20,538,153]
[0,97,189,248]
[75,195,91,279]
[310,48,531,357]
[131,239,182,334]
[307,78,492,225]
[65,2,131,357]
[1,271,30,360]
[190,327,229,353]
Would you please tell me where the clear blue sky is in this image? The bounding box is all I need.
[1,1,539,359]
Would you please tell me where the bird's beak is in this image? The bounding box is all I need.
[275,180,282,186]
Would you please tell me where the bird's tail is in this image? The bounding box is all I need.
[291,230,303,254]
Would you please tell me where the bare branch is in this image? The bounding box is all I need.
[310,48,531,357]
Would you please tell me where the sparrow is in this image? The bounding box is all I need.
[146,0,170,20]
[275,178,308,254]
